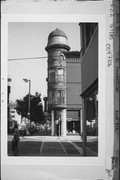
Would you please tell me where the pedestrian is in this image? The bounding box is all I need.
[12,123,20,156]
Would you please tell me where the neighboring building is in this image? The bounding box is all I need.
[45,28,82,137]
[7,78,21,130]
[7,78,13,131]
[79,23,98,154]
[9,103,21,128]
[65,51,82,135]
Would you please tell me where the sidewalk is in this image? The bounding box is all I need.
[8,135,97,142]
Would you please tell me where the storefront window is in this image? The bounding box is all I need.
[85,93,98,136]
[67,110,80,134]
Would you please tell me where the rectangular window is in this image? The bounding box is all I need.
[49,69,55,82]
[48,91,53,104]
[58,75,63,82]
[58,69,63,75]
[54,91,58,104]
[57,69,64,82]
[57,90,65,104]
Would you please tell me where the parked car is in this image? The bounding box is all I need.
[28,125,35,135]
[19,126,27,136]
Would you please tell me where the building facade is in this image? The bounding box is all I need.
[65,51,82,135]
[45,28,82,137]
[45,28,70,137]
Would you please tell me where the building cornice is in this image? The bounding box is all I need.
[45,43,70,51]
[64,51,81,63]
[66,58,81,63]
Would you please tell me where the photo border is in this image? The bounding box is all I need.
[1,2,114,177]
[2,14,105,165]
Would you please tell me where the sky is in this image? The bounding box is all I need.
[8,22,80,103]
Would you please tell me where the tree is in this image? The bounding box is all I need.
[16,92,45,124]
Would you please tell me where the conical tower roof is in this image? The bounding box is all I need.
[45,28,70,51]
[48,28,67,39]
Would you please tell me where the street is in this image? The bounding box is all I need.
[8,135,98,156]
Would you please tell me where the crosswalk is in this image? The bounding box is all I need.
[39,140,82,156]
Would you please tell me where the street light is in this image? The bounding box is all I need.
[23,78,31,125]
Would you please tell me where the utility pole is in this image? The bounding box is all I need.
[23,78,31,126]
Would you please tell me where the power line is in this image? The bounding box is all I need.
[8,53,66,61]
[8,56,48,61]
